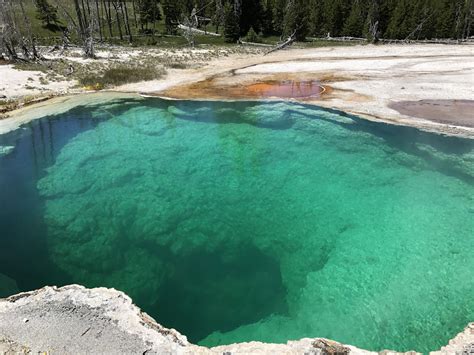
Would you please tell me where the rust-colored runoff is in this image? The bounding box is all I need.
[239,80,324,99]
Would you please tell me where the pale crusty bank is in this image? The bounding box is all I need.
[1,44,473,138]
[0,285,472,355]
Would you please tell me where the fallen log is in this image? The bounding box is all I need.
[177,25,220,37]
[240,41,273,47]
[264,30,297,56]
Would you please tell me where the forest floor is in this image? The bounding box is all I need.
[1,43,473,137]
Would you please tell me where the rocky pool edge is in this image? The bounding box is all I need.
[1,92,474,140]
[0,285,472,354]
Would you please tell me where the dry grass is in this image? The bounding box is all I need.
[79,64,165,89]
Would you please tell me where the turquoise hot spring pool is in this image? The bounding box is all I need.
[0,97,473,352]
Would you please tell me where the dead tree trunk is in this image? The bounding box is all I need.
[214,0,225,33]
[95,0,103,41]
[73,0,86,35]
[80,0,90,29]
[85,0,91,19]
[60,28,71,54]
[5,0,19,60]
[463,0,473,39]
[19,0,41,60]
[181,18,196,47]
[113,2,124,41]
[404,13,433,42]
[102,0,113,38]
[121,0,132,42]
[0,5,18,60]
[55,0,95,58]
[83,0,96,58]
[265,30,296,55]
[0,0,19,60]
[131,0,138,29]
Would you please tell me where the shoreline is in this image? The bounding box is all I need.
[1,285,473,354]
[1,90,473,140]
[0,44,473,138]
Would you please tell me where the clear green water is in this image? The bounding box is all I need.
[0,98,473,352]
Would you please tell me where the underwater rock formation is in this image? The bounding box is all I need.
[0,145,14,157]
[33,99,474,351]
[0,273,18,298]
[0,285,472,355]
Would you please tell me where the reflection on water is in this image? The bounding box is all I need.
[0,98,473,353]
[243,80,324,98]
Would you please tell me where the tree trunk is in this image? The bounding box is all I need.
[95,0,103,41]
[19,0,38,60]
[113,2,124,40]
[101,0,109,38]
[73,0,86,35]
[85,0,91,19]
[0,0,19,60]
[122,0,133,42]
[131,0,138,29]
[5,1,21,59]
[80,0,89,29]
[103,0,113,38]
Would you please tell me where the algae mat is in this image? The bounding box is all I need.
[0,97,473,352]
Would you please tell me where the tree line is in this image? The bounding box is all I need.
[218,0,473,42]
[1,0,472,60]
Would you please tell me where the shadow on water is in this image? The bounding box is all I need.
[0,105,127,295]
[138,97,474,184]
[284,103,474,185]
[147,243,288,343]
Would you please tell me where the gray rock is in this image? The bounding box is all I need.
[0,285,472,355]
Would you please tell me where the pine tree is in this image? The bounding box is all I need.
[34,0,59,28]
[137,0,161,31]
[364,0,381,42]
[273,0,287,34]
[408,0,434,40]
[213,0,225,33]
[309,0,324,36]
[179,0,195,15]
[377,0,397,37]
[343,0,365,37]
[323,0,349,37]
[261,0,275,36]
[240,0,264,35]
[224,2,240,42]
[162,0,180,35]
[436,0,456,38]
[246,27,261,42]
[283,0,309,40]
[385,0,413,39]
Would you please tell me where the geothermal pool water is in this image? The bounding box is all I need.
[0,97,473,352]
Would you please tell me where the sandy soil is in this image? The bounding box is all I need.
[1,44,473,137]
[0,45,256,100]
[0,65,72,98]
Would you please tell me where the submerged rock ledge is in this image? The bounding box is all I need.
[0,285,472,354]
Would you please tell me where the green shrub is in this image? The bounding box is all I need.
[79,65,165,89]
[245,27,261,43]
[166,62,188,69]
